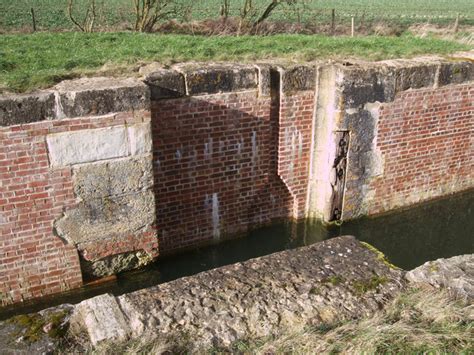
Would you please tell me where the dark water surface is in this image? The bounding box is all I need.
[1,190,473,320]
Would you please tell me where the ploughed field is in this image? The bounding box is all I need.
[1,0,473,32]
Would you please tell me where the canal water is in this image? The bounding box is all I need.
[1,190,473,320]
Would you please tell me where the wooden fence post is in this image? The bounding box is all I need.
[31,7,37,32]
[331,8,335,35]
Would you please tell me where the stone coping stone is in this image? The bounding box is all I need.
[406,254,474,300]
[53,77,149,118]
[280,64,317,94]
[339,56,474,107]
[0,92,55,126]
[144,69,186,100]
[72,236,405,348]
[175,63,259,96]
[0,77,149,126]
[1,54,473,126]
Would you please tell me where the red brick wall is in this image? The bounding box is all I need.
[151,91,293,253]
[369,83,474,214]
[0,112,152,305]
[278,92,315,219]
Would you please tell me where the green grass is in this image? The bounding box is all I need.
[0,32,471,93]
[1,0,473,32]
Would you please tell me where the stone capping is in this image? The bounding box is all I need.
[338,52,474,108]
[279,64,317,94]
[1,53,473,126]
[0,77,150,127]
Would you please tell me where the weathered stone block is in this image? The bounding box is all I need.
[438,61,474,86]
[54,190,155,244]
[72,294,131,345]
[394,64,438,92]
[0,92,55,126]
[182,65,258,95]
[80,250,153,278]
[128,123,152,155]
[341,66,396,108]
[54,77,149,118]
[47,126,130,166]
[145,69,186,99]
[255,64,272,97]
[73,157,153,199]
[406,254,473,299]
[280,65,316,94]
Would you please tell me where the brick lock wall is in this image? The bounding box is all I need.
[0,112,154,305]
[369,83,474,214]
[151,91,294,254]
[278,92,315,219]
[1,60,473,306]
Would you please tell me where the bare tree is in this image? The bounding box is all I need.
[67,0,97,32]
[220,0,230,20]
[234,0,300,33]
[133,0,178,32]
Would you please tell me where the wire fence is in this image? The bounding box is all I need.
[1,0,473,32]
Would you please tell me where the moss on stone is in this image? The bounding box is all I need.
[7,310,69,343]
[352,276,388,295]
[360,241,400,270]
[428,262,440,273]
[322,275,345,286]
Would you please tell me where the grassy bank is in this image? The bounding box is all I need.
[0,32,471,93]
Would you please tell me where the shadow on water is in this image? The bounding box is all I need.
[1,190,473,320]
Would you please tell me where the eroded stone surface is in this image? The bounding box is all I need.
[72,236,405,349]
[80,250,153,278]
[439,61,474,86]
[55,190,155,245]
[54,77,149,118]
[178,64,258,95]
[0,92,55,126]
[71,294,130,346]
[406,254,474,299]
[280,65,317,94]
[73,157,153,199]
[144,69,186,99]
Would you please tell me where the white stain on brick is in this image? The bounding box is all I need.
[298,131,303,159]
[237,138,244,156]
[251,131,258,168]
[175,149,182,162]
[204,138,213,159]
[212,193,220,241]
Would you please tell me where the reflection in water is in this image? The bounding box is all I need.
[1,190,472,320]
